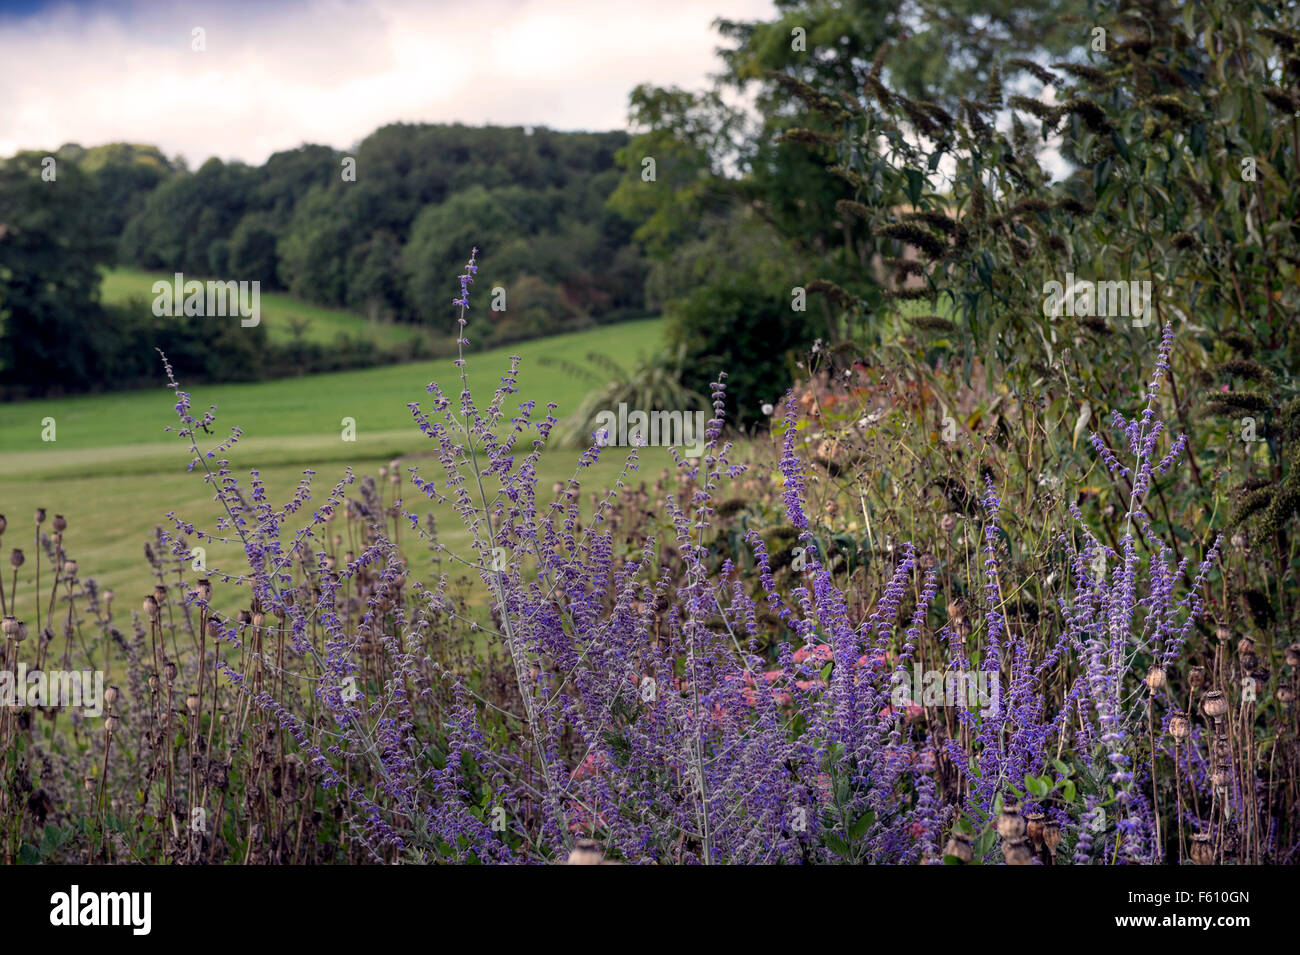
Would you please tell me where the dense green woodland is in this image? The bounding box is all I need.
[0,126,650,396]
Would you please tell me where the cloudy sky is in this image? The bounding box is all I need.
[0,0,775,165]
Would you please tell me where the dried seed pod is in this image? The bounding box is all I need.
[147,673,160,693]
[1201,690,1228,718]
[52,514,66,532]
[1169,711,1191,740]
[1189,665,1205,688]
[940,513,957,533]
[185,694,201,715]
[565,839,605,865]
[1145,665,1166,693]
[196,579,212,602]
[1025,812,1045,850]
[1042,819,1062,854]
[1285,643,1300,667]
[944,832,974,863]
[34,508,46,525]
[163,659,177,683]
[1211,764,1233,790]
[143,595,160,619]
[153,584,167,606]
[1190,833,1214,865]
[104,685,120,707]
[237,609,253,626]
[1002,839,1034,865]
[1237,636,1256,656]
[1,616,18,638]
[251,610,265,628]
[62,559,77,575]
[0,514,6,535]
[1215,622,1231,644]
[104,714,120,735]
[997,804,1027,840]
[9,549,23,568]
[1278,685,1295,705]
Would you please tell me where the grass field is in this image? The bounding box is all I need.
[0,318,673,621]
[99,266,432,349]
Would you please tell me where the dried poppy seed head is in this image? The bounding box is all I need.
[0,514,6,535]
[1237,636,1255,656]
[62,559,77,575]
[83,776,96,794]
[1277,686,1294,705]
[104,685,119,707]
[1189,665,1206,688]
[1190,833,1214,865]
[237,609,253,626]
[153,584,167,604]
[1,616,18,638]
[10,549,24,568]
[147,673,160,693]
[163,660,177,683]
[34,508,45,525]
[251,610,265,628]
[1201,690,1228,718]
[52,514,66,532]
[1285,643,1300,667]
[565,839,605,865]
[1042,820,1062,854]
[997,804,1026,840]
[143,595,159,619]
[1145,665,1166,692]
[944,832,974,863]
[196,579,212,602]
[103,589,114,603]
[206,618,221,638]
[1211,765,1233,790]
[1025,812,1045,849]
[940,513,957,533]
[185,694,200,714]
[1002,839,1034,865]
[1169,711,1191,740]
[1215,622,1231,644]
[104,714,120,735]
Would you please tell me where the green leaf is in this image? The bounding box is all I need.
[825,832,852,857]
[905,168,924,206]
[1072,401,1092,451]
[849,811,876,840]
[1025,774,1050,799]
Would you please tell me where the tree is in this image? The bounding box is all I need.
[0,153,113,393]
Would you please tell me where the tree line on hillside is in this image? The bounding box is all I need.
[0,126,649,397]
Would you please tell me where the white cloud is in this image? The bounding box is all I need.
[0,0,776,164]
